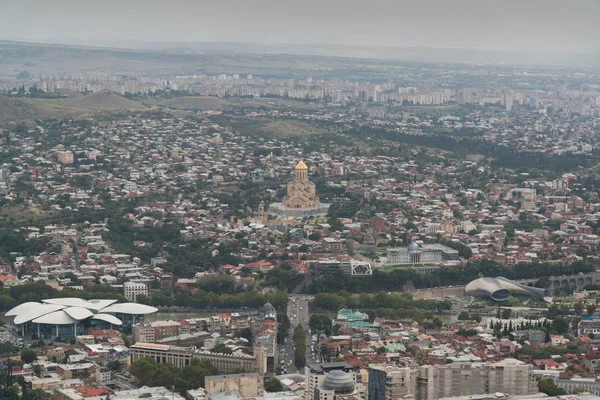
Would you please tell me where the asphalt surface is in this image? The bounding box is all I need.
[282,295,314,373]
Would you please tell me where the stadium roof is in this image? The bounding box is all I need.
[7,298,157,326]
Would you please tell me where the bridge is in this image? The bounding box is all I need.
[516,272,600,290]
[412,272,600,300]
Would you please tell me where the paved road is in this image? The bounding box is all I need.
[282,295,313,373]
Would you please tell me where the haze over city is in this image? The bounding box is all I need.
[0,0,599,55]
[1,2,600,400]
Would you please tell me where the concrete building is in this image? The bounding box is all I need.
[123,281,148,302]
[368,365,416,400]
[558,378,600,395]
[578,317,600,337]
[129,342,267,375]
[416,359,538,400]
[314,370,366,400]
[386,242,459,265]
[132,320,181,344]
[305,362,357,400]
[160,274,173,289]
[132,322,155,344]
[205,373,264,398]
[57,151,74,164]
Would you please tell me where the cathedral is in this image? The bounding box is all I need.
[283,160,321,208]
[266,160,329,217]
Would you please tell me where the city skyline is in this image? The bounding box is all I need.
[0,0,599,55]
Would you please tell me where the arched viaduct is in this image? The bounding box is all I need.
[515,272,600,290]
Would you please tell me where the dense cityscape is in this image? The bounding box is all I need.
[0,4,600,400]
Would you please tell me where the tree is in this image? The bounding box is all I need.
[33,365,42,377]
[547,304,559,319]
[22,388,48,400]
[237,328,253,343]
[502,309,512,319]
[21,348,37,363]
[308,232,321,241]
[588,304,597,316]
[551,318,570,335]
[293,326,307,369]
[107,360,122,371]
[574,302,584,316]
[210,343,233,354]
[265,377,284,392]
[538,378,567,396]
[457,311,470,320]
[121,333,131,347]
[536,276,551,289]
[277,314,291,345]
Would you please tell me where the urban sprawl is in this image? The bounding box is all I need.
[0,43,600,400]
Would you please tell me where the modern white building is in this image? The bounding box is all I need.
[6,298,157,339]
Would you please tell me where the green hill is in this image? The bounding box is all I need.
[0,92,148,122]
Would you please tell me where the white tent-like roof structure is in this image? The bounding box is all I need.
[42,298,118,311]
[100,303,157,315]
[32,310,77,325]
[5,302,43,317]
[92,314,123,326]
[7,298,158,331]
[13,304,66,325]
[63,307,95,321]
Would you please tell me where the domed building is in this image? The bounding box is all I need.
[284,160,321,208]
[263,302,276,321]
[407,241,420,252]
[266,161,330,217]
[386,241,459,266]
[323,370,356,394]
[315,370,365,400]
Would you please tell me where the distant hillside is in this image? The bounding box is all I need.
[158,96,231,110]
[54,92,145,110]
[0,96,43,121]
[0,92,148,122]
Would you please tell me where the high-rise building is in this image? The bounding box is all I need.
[416,359,537,400]
[368,365,417,400]
[505,92,514,111]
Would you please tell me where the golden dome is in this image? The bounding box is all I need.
[295,160,308,170]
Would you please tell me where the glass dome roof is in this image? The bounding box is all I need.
[322,370,355,394]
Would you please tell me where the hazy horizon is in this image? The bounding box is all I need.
[0,0,599,55]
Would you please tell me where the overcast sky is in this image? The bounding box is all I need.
[0,0,598,54]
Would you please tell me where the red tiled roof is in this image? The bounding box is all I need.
[81,388,111,397]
